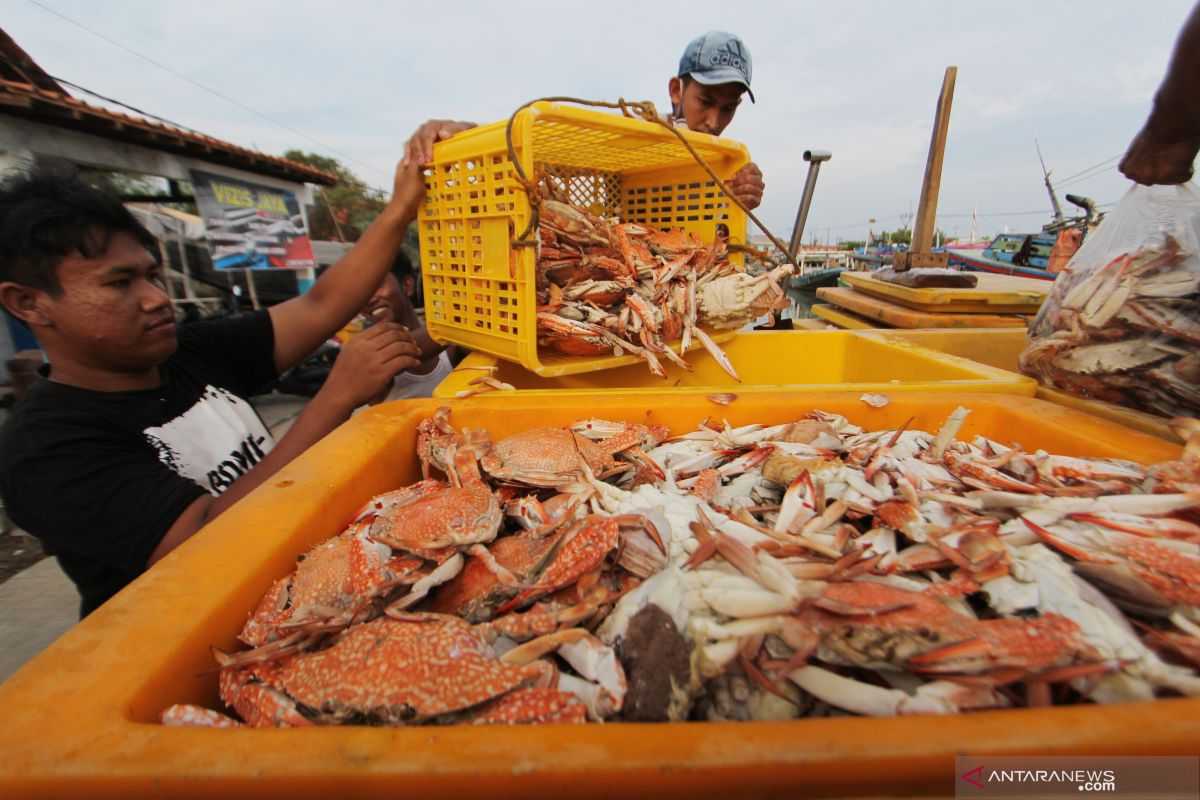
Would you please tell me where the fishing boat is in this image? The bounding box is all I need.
[947,144,1104,281]
[781,246,857,290]
[945,231,1063,280]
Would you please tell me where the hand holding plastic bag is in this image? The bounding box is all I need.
[1020,184,1200,417]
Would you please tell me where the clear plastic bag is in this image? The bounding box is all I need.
[1020,184,1200,417]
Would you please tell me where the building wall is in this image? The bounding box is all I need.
[0,116,319,382]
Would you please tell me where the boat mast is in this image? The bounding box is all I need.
[1036,139,1064,223]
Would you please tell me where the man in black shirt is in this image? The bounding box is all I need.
[0,159,426,616]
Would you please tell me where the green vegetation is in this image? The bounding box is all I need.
[283,150,388,243]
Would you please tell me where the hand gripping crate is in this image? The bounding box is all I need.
[418,101,750,377]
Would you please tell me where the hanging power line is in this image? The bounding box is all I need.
[1057,166,1120,189]
[27,0,390,180]
[1055,154,1122,185]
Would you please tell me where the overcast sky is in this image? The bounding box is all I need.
[4,0,1194,243]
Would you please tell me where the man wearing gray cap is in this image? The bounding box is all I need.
[669,31,765,210]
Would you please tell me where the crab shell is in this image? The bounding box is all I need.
[464,687,588,724]
[695,265,792,330]
[481,427,621,488]
[365,482,503,555]
[430,530,565,622]
[1024,517,1200,614]
[788,580,1103,681]
[239,522,422,648]
[231,615,549,726]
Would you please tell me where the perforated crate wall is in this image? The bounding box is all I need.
[419,102,749,376]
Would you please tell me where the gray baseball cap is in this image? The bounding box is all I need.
[677,31,754,102]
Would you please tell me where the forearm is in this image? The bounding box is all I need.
[269,195,420,371]
[292,202,415,336]
[1145,3,1200,142]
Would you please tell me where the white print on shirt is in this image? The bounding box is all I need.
[143,384,275,496]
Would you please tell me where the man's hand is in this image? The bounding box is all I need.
[402,119,477,167]
[1119,124,1200,185]
[324,323,420,409]
[726,162,765,210]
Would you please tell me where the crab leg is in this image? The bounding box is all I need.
[690,323,740,382]
[788,665,1009,716]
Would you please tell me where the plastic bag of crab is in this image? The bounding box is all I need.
[535,174,792,382]
[162,406,1200,728]
[1021,184,1200,418]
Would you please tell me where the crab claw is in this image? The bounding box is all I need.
[500,629,627,719]
[689,324,740,382]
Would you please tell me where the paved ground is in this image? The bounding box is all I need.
[0,392,310,684]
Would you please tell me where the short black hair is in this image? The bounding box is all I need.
[390,248,415,283]
[0,171,158,295]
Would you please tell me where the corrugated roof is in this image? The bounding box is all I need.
[0,28,337,187]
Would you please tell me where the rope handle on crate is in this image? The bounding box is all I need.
[503,96,799,269]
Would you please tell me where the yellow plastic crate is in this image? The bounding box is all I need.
[433,331,1036,398]
[419,101,749,377]
[0,394,1190,799]
[841,271,1049,314]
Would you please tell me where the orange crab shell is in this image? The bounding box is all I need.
[430,530,565,622]
[794,580,1102,680]
[365,483,503,554]
[464,687,588,724]
[481,428,621,488]
[641,228,703,257]
[239,523,409,648]
[494,514,660,615]
[539,332,614,357]
[277,616,545,724]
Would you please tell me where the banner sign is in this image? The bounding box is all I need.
[190,170,317,270]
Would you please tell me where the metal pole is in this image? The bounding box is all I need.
[176,218,197,301]
[244,268,261,310]
[789,149,831,262]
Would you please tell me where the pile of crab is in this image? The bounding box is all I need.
[162,406,1200,728]
[1021,234,1200,418]
[535,180,792,382]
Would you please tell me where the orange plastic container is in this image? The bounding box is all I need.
[419,101,748,377]
[0,394,1190,799]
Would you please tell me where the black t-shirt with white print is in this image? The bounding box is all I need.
[0,311,278,616]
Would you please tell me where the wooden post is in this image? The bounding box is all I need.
[895,66,956,270]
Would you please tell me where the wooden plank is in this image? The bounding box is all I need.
[911,66,957,255]
[841,271,1048,313]
[891,252,949,270]
[792,317,837,331]
[816,287,1031,329]
[810,303,883,330]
